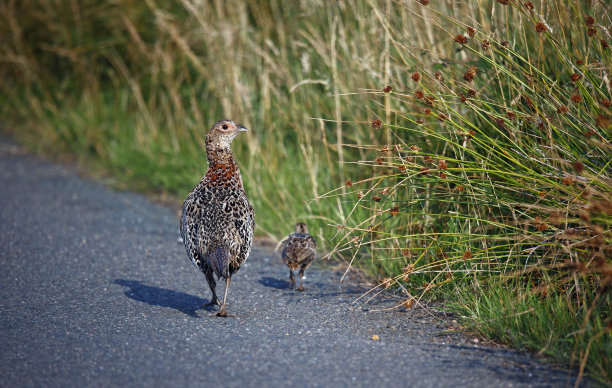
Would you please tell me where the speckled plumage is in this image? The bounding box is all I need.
[180,120,254,316]
[279,223,316,291]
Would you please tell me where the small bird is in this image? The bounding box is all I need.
[180,119,254,317]
[278,223,316,291]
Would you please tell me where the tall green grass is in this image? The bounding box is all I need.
[1,0,610,384]
[320,0,611,384]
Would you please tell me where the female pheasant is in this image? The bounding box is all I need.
[279,223,316,291]
[180,120,254,317]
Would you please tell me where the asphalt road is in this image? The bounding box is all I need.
[0,138,586,387]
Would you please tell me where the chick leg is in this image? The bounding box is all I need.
[289,270,296,290]
[297,267,305,292]
[217,277,231,317]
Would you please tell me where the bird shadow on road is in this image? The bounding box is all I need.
[113,279,210,318]
[258,276,364,301]
[258,276,291,290]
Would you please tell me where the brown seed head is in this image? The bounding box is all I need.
[481,40,490,51]
[437,160,448,170]
[506,111,516,120]
[467,27,475,37]
[424,108,432,115]
[495,118,505,128]
[549,212,562,225]
[587,28,597,37]
[596,115,610,128]
[557,105,569,114]
[424,95,435,105]
[463,250,473,259]
[537,119,548,131]
[375,157,384,165]
[524,2,534,9]
[601,99,611,108]
[435,72,444,81]
[459,94,467,103]
[602,40,610,50]
[414,90,424,99]
[357,191,364,199]
[439,172,447,179]
[398,165,407,173]
[438,113,447,122]
[372,119,383,129]
[454,35,468,44]
[467,89,477,97]
[496,0,509,4]
[419,0,430,5]
[456,185,465,192]
[410,145,421,151]
[570,73,582,83]
[383,278,392,289]
[420,167,430,175]
[464,72,475,82]
[571,93,582,103]
[535,22,547,33]
[585,16,595,26]
[372,195,382,202]
[501,40,510,48]
[389,206,400,216]
[383,85,392,93]
[345,178,353,187]
[416,119,424,125]
[575,59,584,66]
[562,175,574,185]
[572,161,584,173]
[411,72,421,82]
[584,130,595,137]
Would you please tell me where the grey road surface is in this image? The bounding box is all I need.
[0,138,584,387]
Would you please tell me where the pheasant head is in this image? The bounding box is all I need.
[205,120,248,162]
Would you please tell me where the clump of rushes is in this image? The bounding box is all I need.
[323,0,611,385]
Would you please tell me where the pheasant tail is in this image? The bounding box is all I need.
[207,239,230,278]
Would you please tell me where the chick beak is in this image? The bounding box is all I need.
[237,124,248,132]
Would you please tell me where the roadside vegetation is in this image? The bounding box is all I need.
[1,0,610,384]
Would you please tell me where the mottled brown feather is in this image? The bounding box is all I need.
[180,120,254,307]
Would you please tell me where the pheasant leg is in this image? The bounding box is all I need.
[297,268,305,292]
[216,277,231,317]
[289,270,296,290]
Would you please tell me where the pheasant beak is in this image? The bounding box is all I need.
[237,124,248,132]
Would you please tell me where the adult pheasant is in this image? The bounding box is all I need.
[180,120,254,317]
[279,223,316,291]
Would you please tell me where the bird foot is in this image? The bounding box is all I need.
[216,305,230,317]
[201,299,220,308]
[296,286,305,292]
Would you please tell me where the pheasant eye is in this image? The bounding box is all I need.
[222,124,229,130]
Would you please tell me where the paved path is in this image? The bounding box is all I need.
[0,138,584,387]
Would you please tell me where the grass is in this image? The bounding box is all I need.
[453,281,611,384]
[1,0,611,385]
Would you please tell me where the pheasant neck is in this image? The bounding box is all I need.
[206,147,235,165]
